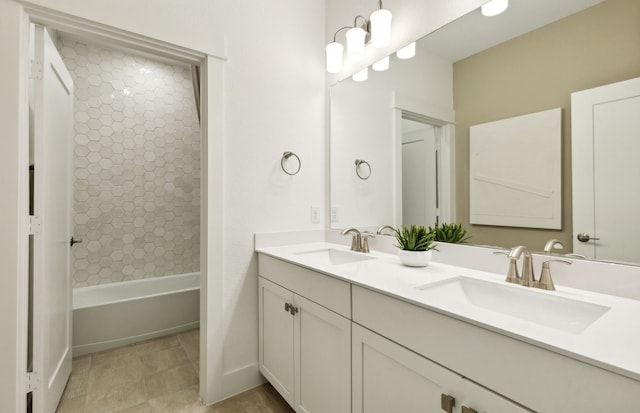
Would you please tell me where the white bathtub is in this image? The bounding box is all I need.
[72,272,200,356]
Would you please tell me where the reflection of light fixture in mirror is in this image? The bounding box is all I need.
[370,1,392,48]
[352,67,369,82]
[481,0,508,16]
[396,42,416,59]
[372,56,389,71]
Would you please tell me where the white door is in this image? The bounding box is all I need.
[572,77,640,263]
[294,294,350,413]
[401,119,438,227]
[31,25,74,413]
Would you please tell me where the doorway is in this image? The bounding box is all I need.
[24,12,223,411]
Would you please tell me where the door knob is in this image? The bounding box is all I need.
[577,233,600,242]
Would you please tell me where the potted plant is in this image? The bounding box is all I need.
[428,222,471,244]
[394,225,437,267]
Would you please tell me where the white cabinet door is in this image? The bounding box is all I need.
[259,276,352,413]
[295,294,351,413]
[352,324,530,413]
[259,277,295,406]
[352,323,462,413]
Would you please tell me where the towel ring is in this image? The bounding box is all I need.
[281,151,301,176]
[355,159,371,180]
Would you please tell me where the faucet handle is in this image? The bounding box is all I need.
[493,251,520,284]
[536,259,572,291]
[361,232,375,253]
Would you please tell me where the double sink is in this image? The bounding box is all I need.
[293,247,610,334]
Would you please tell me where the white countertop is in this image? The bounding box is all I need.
[256,241,640,382]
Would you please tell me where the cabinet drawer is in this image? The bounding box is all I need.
[353,285,640,412]
[258,254,351,318]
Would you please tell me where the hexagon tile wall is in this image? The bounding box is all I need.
[58,37,201,288]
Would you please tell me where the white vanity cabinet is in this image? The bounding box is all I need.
[353,285,640,412]
[352,324,528,413]
[258,255,351,413]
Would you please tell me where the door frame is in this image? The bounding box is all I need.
[392,92,456,227]
[13,4,225,409]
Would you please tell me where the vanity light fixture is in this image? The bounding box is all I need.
[481,0,509,17]
[370,1,392,49]
[352,67,369,82]
[396,42,416,60]
[372,56,389,71]
[346,19,368,62]
[326,1,392,73]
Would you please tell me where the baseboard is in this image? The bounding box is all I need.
[72,321,200,357]
[221,362,266,399]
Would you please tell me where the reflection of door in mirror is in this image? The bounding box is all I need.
[572,77,640,265]
[401,117,438,227]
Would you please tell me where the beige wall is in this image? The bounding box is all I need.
[453,0,640,251]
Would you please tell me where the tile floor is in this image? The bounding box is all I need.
[56,329,294,413]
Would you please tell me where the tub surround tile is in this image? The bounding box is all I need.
[58,37,201,289]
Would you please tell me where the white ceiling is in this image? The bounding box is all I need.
[419,0,606,62]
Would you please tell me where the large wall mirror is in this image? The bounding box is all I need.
[329,0,640,264]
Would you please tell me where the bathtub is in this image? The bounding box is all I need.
[72,272,200,356]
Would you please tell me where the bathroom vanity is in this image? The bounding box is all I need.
[256,240,640,412]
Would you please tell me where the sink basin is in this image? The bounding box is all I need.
[415,277,610,334]
[293,248,376,265]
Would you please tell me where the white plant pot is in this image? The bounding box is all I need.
[397,249,432,267]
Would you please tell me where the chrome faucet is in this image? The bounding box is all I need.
[508,246,536,287]
[341,227,364,252]
[376,225,396,235]
[543,239,565,254]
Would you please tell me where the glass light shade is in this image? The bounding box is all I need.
[372,56,389,71]
[370,9,392,48]
[352,67,368,82]
[346,27,366,61]
[326,42,344,73]
[396,42,416,60]
[481,0,508,16]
